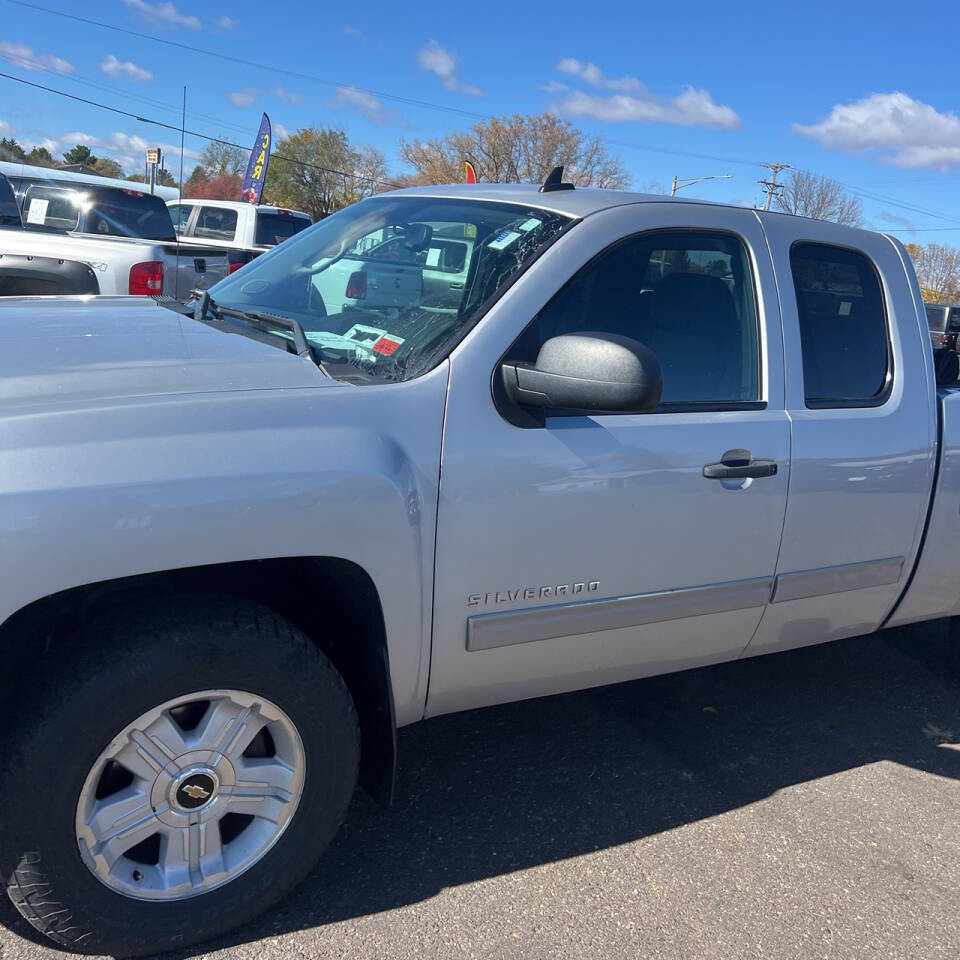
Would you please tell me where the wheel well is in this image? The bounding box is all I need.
[0,558,397,805]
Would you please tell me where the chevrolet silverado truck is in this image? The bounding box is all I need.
[3,173,960,957]
[0,174,228,299]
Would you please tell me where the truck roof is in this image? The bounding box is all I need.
[386,182,746,219]
[169,198,310,218]
[387,182,889,244]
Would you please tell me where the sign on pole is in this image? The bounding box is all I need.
[146,147,161,165]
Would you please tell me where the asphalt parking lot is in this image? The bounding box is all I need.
[3,621,960,960]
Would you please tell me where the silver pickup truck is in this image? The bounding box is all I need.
[1,176,958,957]
[0,175,228,299]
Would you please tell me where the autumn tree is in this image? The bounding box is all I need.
[906,242,960,303]
[194,139,246,179]
[263,126,387,220]
[25,146,56,166]
[184,173,243,200]
[400,113,629,188]
[775,169,862,226]
[91,156,124,179]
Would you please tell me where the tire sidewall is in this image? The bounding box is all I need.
[3,600,359,956]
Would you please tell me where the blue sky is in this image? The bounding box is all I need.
[2,0,960,242]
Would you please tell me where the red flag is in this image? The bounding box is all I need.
[464,161,477,184]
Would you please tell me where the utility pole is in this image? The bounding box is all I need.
[759,162,790,210]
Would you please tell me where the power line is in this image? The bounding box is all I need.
[0,70,407,188]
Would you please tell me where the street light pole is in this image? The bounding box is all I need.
[670,174,732,197]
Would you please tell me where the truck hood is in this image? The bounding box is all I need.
[0,296,339,409]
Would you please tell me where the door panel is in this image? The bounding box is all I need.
[426,203,790,717]
[745,219,936,656]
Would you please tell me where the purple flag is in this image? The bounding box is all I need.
[241,113,271,205]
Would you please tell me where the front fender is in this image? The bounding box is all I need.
[0,363,449,725]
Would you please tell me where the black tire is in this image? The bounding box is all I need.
[1,596,360,957]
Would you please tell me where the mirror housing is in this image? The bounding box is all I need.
[500,333,663,413]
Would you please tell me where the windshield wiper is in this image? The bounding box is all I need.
[193,290,331,374]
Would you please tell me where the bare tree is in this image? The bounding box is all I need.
[400,113,629,189]
[775,169,863,226]
[906,242,960,302]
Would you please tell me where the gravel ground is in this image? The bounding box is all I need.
[3,621,960,960]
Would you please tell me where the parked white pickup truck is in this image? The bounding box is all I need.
[0,174,228,299]
[168,199,311,268]
[4,173,960,957]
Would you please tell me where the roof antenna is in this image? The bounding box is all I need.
[540,165,575,193]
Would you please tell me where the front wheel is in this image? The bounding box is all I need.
[3,597,360,957]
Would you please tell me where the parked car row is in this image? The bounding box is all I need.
[0,172,312,300]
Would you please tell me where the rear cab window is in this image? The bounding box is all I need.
[255,210,310,247]
[22,184,176,241]
[790,242,890,407]
[194,206,238,242]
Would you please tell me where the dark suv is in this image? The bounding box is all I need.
[926,302,960,351]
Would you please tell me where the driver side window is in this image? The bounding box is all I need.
[514,229,761,407]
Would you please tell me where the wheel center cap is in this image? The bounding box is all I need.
[172,769,218,811]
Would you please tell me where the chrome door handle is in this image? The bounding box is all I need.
[703,449,778,480]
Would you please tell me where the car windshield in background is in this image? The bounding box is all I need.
[255,211,311,247]
[209,196,572,383]
[21,184,176,241]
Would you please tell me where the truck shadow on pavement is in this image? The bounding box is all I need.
[4,621,960,958]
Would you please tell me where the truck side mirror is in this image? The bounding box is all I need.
[500,332,663,412]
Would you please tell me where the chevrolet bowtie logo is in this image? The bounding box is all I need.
[181,784,210,800]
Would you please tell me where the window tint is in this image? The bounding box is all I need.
[195,206,238,241]
[950,307,960,332]
[168,203,192,233]
[254,211,310,246]
[523,230,760,406]
[0,174,21,227]
[791,243,889,406]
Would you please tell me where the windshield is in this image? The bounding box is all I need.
[207,196,572,383]
[21,184,176,241]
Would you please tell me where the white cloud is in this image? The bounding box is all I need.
[273,122,291,140]
[52,130,200,171]
[121,0,201,30]
[556,59,642,93]
[228,88,257,107]
[417,40,482,97]
[555,87,740,130]
[329,86,392,125]
[217,15,234,29]
[0,41,74,74]
[100,54,153,84]
[271,85,302,105]
[794,92,960,170]
[342,24,366,42]
[548,58,739,130]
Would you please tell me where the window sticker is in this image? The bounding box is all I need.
[373,336,403,356]
[518,217,542,232]
[488,230,521,251]
[839,301,852,317]
[26,198,49,225]
[425,247,441,267]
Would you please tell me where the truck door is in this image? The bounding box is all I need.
[745,217,936,656]
[427,202,791,717]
